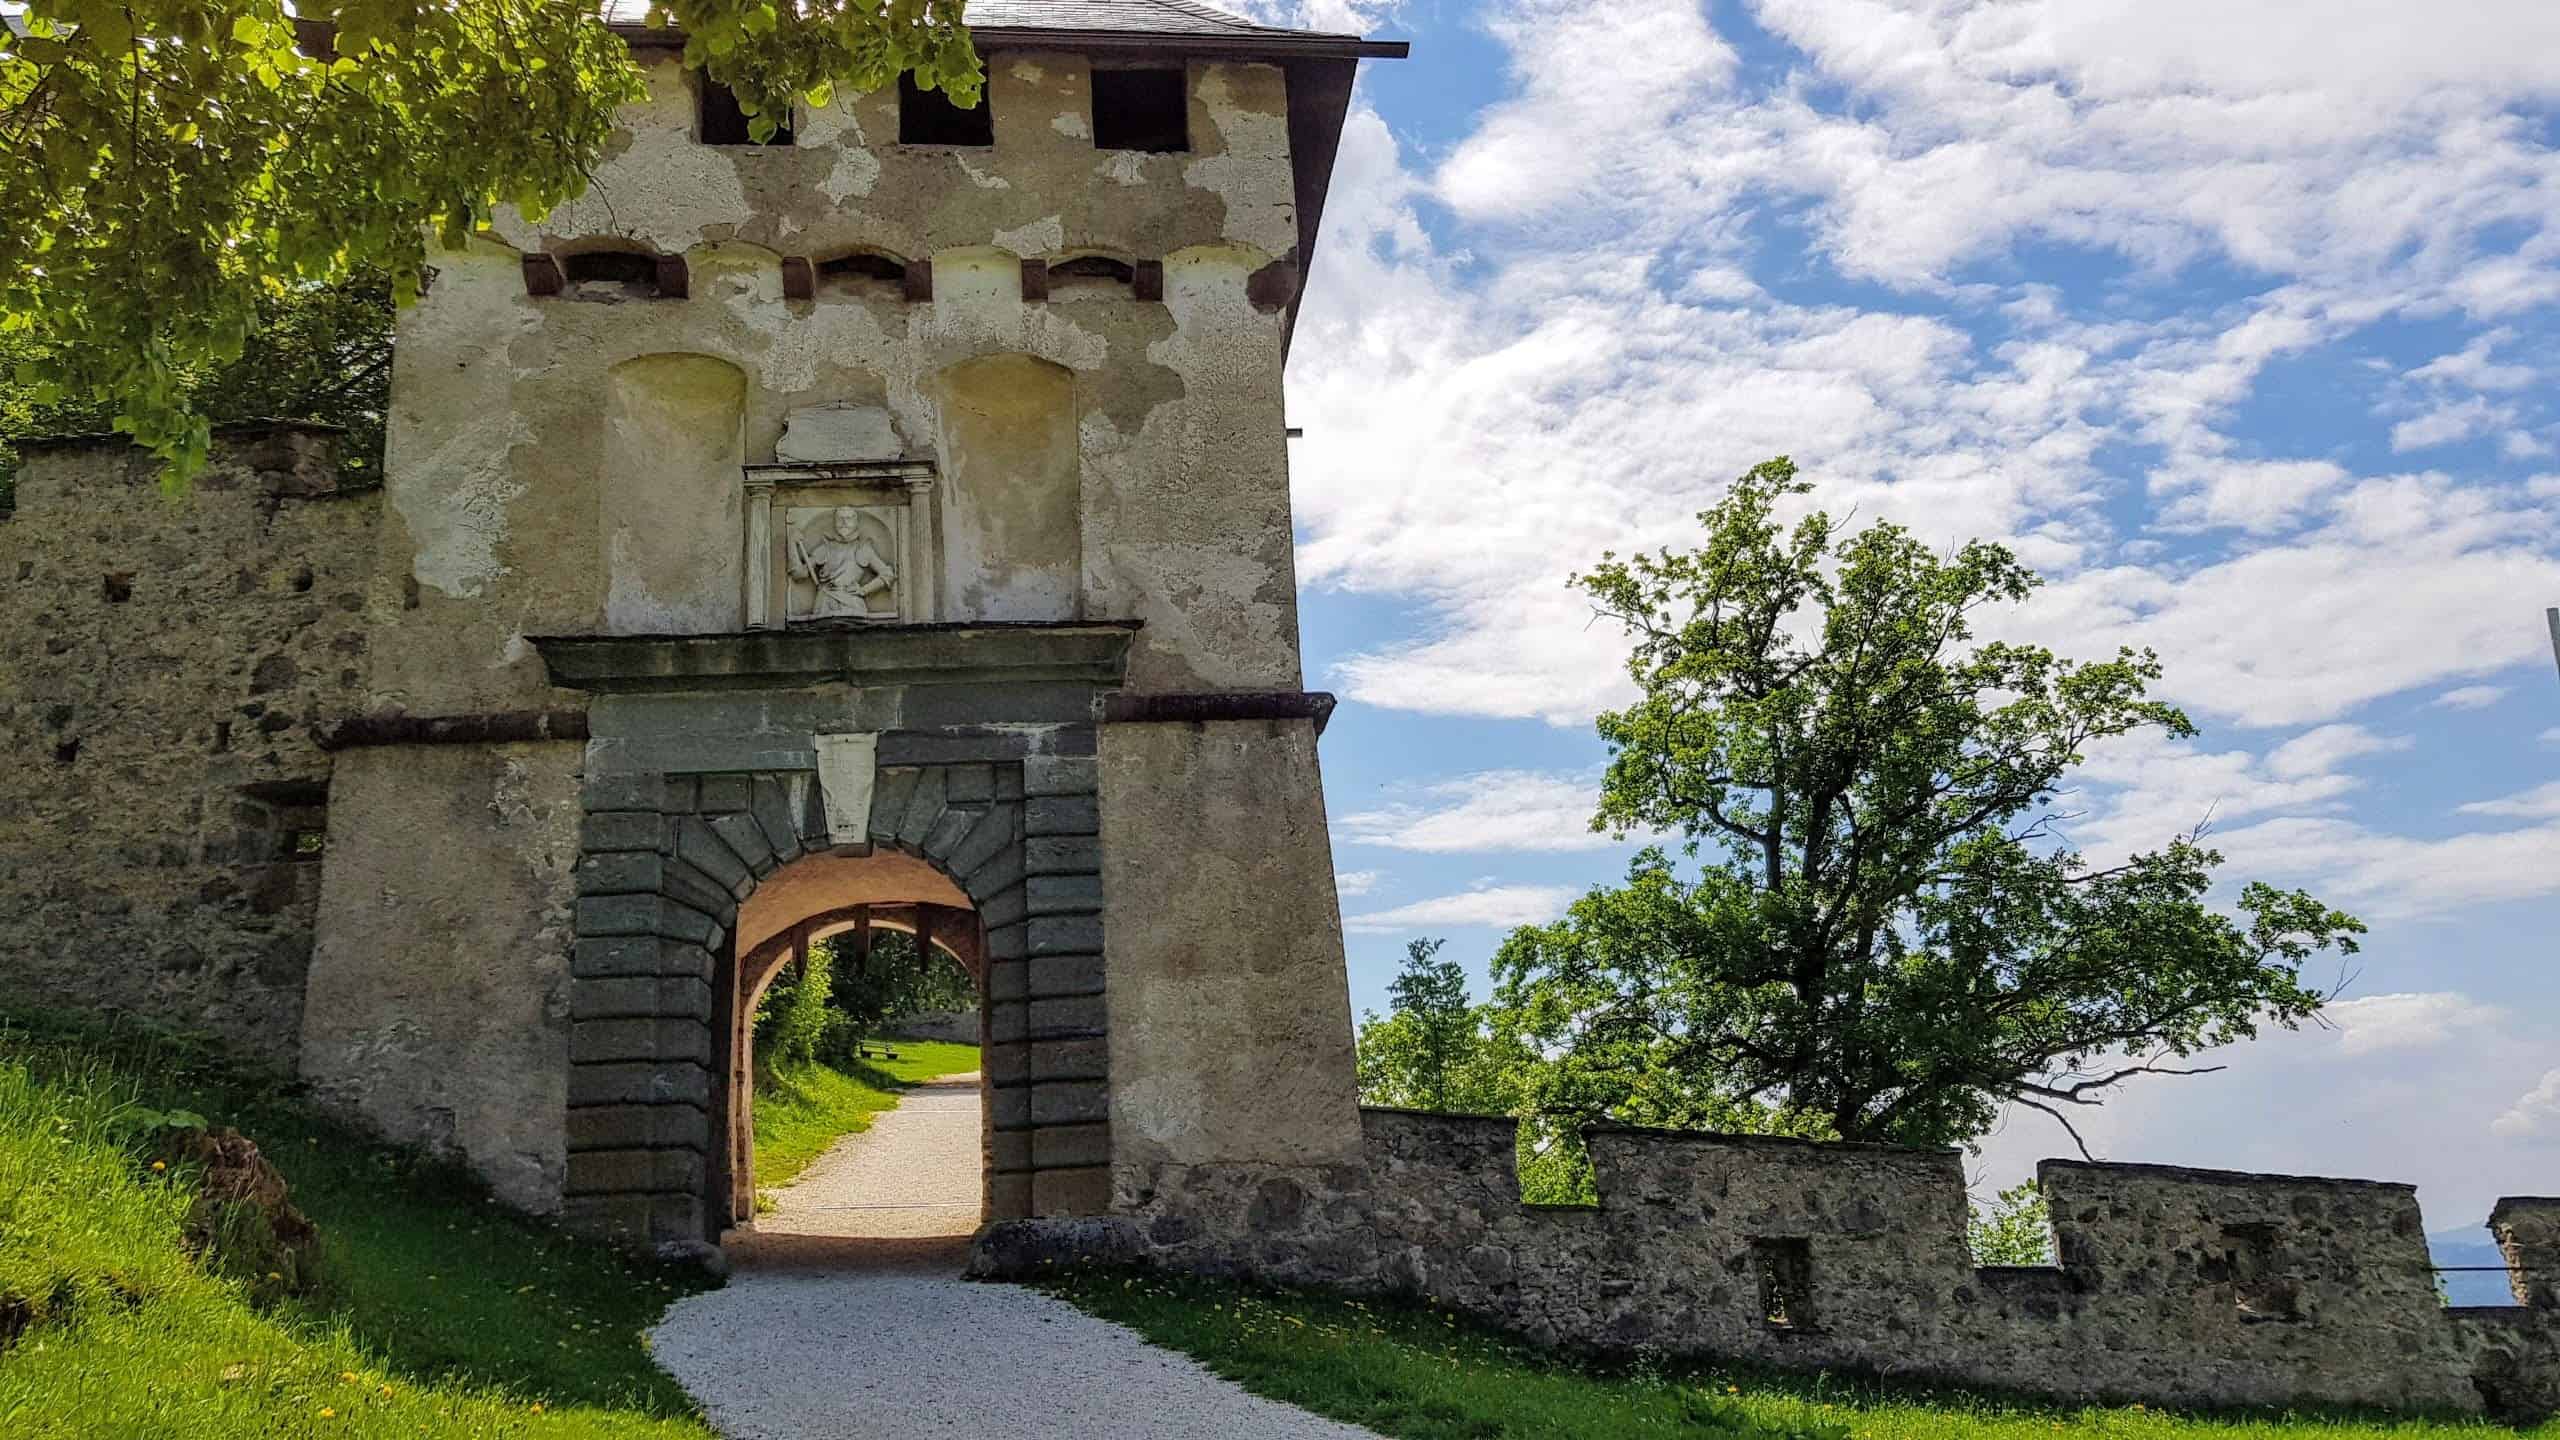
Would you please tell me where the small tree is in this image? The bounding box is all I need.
[1969,1180,2056,1266]
[1494,458,2363,1154]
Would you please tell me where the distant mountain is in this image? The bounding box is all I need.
[2429,1232,2521,1307]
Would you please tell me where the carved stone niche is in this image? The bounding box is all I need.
[742,461,939,629]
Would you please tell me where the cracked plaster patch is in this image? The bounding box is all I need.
[995,215,1066,257]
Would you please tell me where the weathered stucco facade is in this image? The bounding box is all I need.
[1,1,2549,1419]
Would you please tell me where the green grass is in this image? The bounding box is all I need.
[749,1040,979,1194]
[1040,1266,2560,1440]
[0,1013,717,1438]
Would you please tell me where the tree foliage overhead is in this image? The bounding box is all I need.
[1,0,975,477]
[1493,458,2363,1154]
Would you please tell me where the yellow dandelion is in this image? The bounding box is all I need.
[318,1408,337,1419]
[340,1372,359,1384]
[529,1403,545,1414]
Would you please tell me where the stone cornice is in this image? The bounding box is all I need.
[529,622,1140,694]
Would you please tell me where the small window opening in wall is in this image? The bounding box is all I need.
[52,738,79,766]
[699,78,793,146]
[1049,255,1137,294]
[818,252,908,298]
[1091,68,1188,152]
[237,779,329,864]
[2223,1223,2303,1323]
[899,72,992,146]
[1753,1238,1815,1331]
[101,573,132,603]
[561,251,663,302]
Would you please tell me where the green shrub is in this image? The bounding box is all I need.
[754,943,838,1073]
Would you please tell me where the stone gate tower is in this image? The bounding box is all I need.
[0,0,1406,1253]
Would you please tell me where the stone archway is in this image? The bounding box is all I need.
[564,754,1106,1251]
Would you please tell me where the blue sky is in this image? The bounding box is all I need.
[1253,0,2560,1234]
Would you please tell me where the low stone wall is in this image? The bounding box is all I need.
[0,427,382,1062]
[981,1108,2559,1419]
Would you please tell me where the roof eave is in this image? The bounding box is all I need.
[603,23,1406,60]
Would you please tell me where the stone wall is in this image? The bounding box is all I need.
[988,1109,2559,1420]
[0,427,383,1062]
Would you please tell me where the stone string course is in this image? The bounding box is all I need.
[982,1110,2559,1420]
[565,752,1108,1249]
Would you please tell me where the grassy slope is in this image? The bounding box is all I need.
[750,1040,979,1193]
[0,1016,716,1438]
[1043,1267,2559,1440]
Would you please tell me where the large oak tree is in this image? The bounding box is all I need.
[1493,459,2363,1153]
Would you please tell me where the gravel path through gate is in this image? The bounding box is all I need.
[650,1073,1382,1440]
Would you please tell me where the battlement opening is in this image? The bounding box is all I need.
[2221,1222,2304,1323]
[1753,1237,1816,1332]
[817,252,910,300]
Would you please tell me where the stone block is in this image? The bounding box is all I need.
[944,764,996,805]
[920,806,980,863]
[988,1171,1033,1222]
[582,811,671,854]
[1032,1166,1112,1218]
[1025,795,1100,837]
[995,764,1026,801]
[988,959,1028,1004]
[1026,873,1104,916]
[566,1103,710,1152]
[571,1017,711,1065]
[748,775,808,866]
[983,1040,1029,1086]
[961,838,1026,902]
[1024,835,1100,877]
[572,975,715,1021]
[988,1000,1028,1044]
[582,772,666,813]
[578,851,665,897]
[710,811,779,877]
[1023,755,1100,797]
[573,937,714,981]
[566,1148,703,1197]
[661,775,700,813]
[568,1061,711,1109]
[868,768,921,841]
[986,923,1027,962]
[1032,1123,1112,1170]
[1027,995,1107,1038]
[1029,1037,1109,1083]
[676,817,752,893]
[562,1193,656,1242]
[990,1129,1033,1174]
[659,856,741,922]
[1031,1081,1109,1127]
[978,883,1027,931]
[1030,915,1104,956]
[697,774,753,814]
[576,894,720,947]
[945,803,1020,878]
[989,1084,1032,1130]
[1028,952,1105,999]
[896,766,949,849]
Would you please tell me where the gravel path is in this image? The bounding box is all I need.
[651,1073,1381,1440]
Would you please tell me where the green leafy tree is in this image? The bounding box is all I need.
[1357,938,1476,1112]
[1494,458,2363,1155]
[1,272,394,507]
[1968,1180,2055,1266]
[827,928,974,1040]
[2,0,974,477]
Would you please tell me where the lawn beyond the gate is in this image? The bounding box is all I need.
[749,1040,980,1194]
[1041,1266,2558,1440]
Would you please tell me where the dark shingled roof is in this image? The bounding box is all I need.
[966,0,1351,40]
[603,0,1401,57]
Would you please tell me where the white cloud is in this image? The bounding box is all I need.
[2199,813,2560,918]
[2264,724,2412,781]
[2456,781,2560,819]
[2392,397,2512,452]
[1338,770,1623,853]
[1333,869,1384,899]
[2541,726,2560,746]
[1342,884,1578,935]
[2432,683,2510,710]
[2321,992,2508,1057]
[2409,330,2539,392]
[2492,1068,2560,1140]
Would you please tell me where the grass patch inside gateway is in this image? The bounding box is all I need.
[1040,1266,2557,1440]
[750,1040,980,1196]
[0,1012,716,1438]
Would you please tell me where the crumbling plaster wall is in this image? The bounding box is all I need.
[298,742,585,1212]
[372,51,1305,717]
[1099,718,1363,1185]
[0,428,384,1062]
